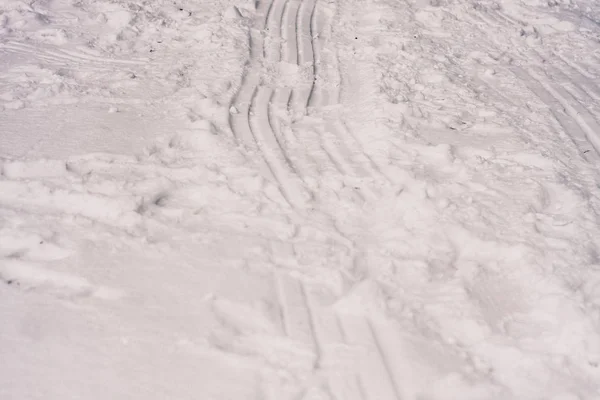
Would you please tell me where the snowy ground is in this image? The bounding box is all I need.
[2,0,600,398]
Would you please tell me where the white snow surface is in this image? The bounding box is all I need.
[2,0,600,398]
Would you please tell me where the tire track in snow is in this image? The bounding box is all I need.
[0,42,149,66]
[318,2,394,191]
[481,9,600,159]
[264,0,324,182]
[268,87,295,158]
[292,10,371,200]
[298,0,317,66]
[298,2,371,187]
[553,51,598,81]
[366,320,404,400]
[292,0,318,116]
[269,89,321,183]
[278,0,369,195]
[282,0,300,65]
[338,315,404,400]
[229,0,312,208]
[263,0,321,184]
[304,287,363,400]
[262,0,276,60]
[275,276,410,400]
[274,272,318,352]
[265,0,288,62]
[307,0,320,109]
[264,0,384,200]
[535,50,600,104]
[250,86,310,206]
[234,0,393,213]
[303,0,390,197]
[321,45,393,191]
[511,66,600,158]
[276,274,411,400]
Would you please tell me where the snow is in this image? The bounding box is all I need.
[2,0,600,398]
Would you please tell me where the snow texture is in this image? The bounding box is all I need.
[2,0,600,398]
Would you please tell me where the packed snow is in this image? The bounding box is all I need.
[2,0,600,398]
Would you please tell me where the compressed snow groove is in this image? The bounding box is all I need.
[265,0,288,62]
[295,0,318,112]
[511,65,600,159]
[485,8,600,159]
[312,23,388,195]
[272,273,411,400]
[533,69,600,154]
[229,0,310,207]
[306,0,319,109]
[230,0,381,204]
[337,315,404,400]
[282,0,300,65]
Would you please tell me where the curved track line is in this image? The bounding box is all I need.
[294,0,318,115]
[269,88,292,144]
[298,0,316,65]
[230,65,260,146]
[270,87,325,190]
[276,0,345,182]
[250,86,311,207]
[265,90,303,175]
[265,0,288,62]
[229,0,309,202]
[307,0,322,109]
[230,68,279,181]
[282,0,300,65]
[271,87,293,132]
[290,88,311,117]
[271,89,335,189]
[253,87,302,176]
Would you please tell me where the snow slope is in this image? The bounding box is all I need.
[2,0,600,398]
